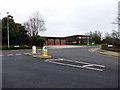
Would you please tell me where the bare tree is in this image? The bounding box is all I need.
[104,32,111,38]
[85,30,102,44]
[24,12,46,36]
[102,30,120,45]
[111,30,119,39]
[102,32,113,44]
[111,30,120,44]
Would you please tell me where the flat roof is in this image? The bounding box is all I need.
[42,35,91,39]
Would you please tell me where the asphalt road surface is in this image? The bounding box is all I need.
[2,46,118,88]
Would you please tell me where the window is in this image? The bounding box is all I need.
[78,37,81,39]
[73,41,77,43]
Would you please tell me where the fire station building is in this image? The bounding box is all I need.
[43,35,92,46]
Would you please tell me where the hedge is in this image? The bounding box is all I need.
[101,44,120,52]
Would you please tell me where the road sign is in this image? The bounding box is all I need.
[108,45,113,48]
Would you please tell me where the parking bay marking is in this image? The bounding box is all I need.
[45,59,105,72]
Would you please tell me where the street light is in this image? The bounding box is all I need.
[7,12,9,48]
[87,35,89,45]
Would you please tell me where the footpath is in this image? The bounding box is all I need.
[89,48,119,58]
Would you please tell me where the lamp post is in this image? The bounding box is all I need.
[87,35,89,45]
[7,12,9,48]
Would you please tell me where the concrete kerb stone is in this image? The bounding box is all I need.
[25,53,52,59]
[89,48,119,58]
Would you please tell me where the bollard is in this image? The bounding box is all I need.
[42,46,48,56]
[32,45,36,54]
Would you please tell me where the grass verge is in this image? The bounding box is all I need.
[1,45,43,50]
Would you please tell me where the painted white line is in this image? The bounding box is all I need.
[11,50,20,51]
[82,64,93,67]
[91,64,105,67]
[84,66,103,71]
[16,54,22,56]
[24,53,30,55]
[7,54,13,56]
[48,61,103,72]
[45,58,105,71]
[82,64,105,68]
[45,59,63,62]
[0,55,4,57]
[45,58,105,68]
[61,59,105,68]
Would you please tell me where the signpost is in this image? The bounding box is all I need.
[108,45,113,48]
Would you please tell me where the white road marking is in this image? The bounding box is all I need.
[0,55,4,57]
[82,64,93,67]
[24,53,30,55]
[10,50,20,51]
[58,58,65,60]
[45,59,63,62]
[2,53,25,56]
[54,58,105,68]
[47,60,103,72]
[91,64,105,67]
[83,66,103,71]
[7,54,13,56]
[16,54,22,56]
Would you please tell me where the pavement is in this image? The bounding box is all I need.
[89,48,119,58]
[47,45,96,49]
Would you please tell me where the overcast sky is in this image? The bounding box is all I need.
[0,0,119,37]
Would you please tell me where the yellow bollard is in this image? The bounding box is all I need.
[42,50,48,56]
[42,46,48,56]
[32,45,36,54]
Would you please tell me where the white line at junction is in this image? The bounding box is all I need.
[66,59,105,67]
[16,54,22,56]
[45,59,105,72]
[0,55,4,57]
[24,53,31,55]
[1,53,29,56]
[7,54,13,56]
[47,60,103,72]
[82,64,93,67]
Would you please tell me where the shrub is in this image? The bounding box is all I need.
[101,44,120,52]
[31,35,46,46]
[2,45,32,50]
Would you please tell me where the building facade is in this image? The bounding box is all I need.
[66,35,92,45]
[43,35,92,46]
[43,36,66,45]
